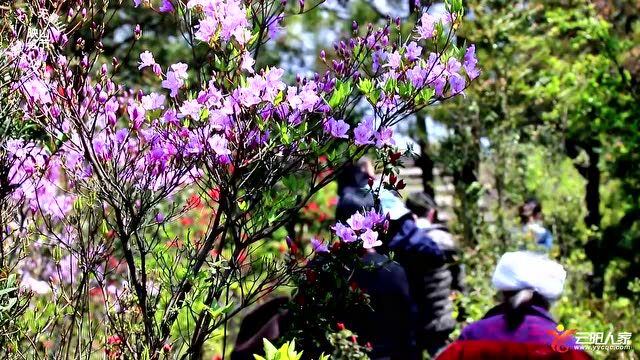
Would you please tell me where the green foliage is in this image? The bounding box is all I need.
[254,339,329,360]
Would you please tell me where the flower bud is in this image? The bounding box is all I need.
[81,8,87,19]
[134,24,142,40]
[68,8,74,18]
[389,174,397,185]
[320,49,326,62]
[106,80,115,94]
[51,105,61,118]
[98,91,108,103]
[100,64,108,76]
[298,0,304,13]
[80,55,89,69]
[352,21,358,32]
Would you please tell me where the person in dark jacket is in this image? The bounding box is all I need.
[334,161,420,360]
[405,192,465,357]
[436,251,592,360]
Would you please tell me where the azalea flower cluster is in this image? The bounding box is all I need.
[327,209,386,249]
[1,0,478,356]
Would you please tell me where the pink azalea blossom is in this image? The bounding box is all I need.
[208,134,231,155]
[361,229,382,249]
[416,13,437,40]
[347,212,366,231]
[138,51,156,70]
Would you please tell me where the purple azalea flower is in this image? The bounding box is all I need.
[364,210,385,228]
[141,92,165,111]
[208,134,231,155]
[361,229,382,249]
[464,44,480,80]
[163,109,180,126]
[311,237,329,253]
[194,16,218,43]
[386,51,402,70]
[324,118,350,139]
[406,66,426,88]
[405,41,423,62]
[332,222,357,242]
[416,13,437,40]
[162,71,184,98]
[178,99,203,119]
[432,76,447,97]
[450,73,466,95]
[128,103,146,129]
[139,51,156,70]
[347,211,366,231]
[159,0,174,13]
[375,127,395,148]
[354,117,375,145]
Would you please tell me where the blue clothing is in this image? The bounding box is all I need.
[387,214,445,262]
[521,223,553,251]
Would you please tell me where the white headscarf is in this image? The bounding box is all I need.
[491,251,566,301]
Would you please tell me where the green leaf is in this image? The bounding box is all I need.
[358,78,373,95]
[328,80,352,108]
[0,287,17,297]
[263,339,279,359]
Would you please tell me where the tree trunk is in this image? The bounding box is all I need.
[567,139,604,297]
[415,114,435,198]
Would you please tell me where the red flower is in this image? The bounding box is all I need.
[107,335,121,345]
[331,240,341,253]
[278,243,287,254]
[307,202,320,211]
[318,212,327,222]
[180,217,194,226]
[105,229,116,240]
[389,151,402,163]
[350,281,358,291]
[187,194,202,209]
[163,343,172,352]
[337,322,346,331]
[328,196,338,206]
[212,355,222,360]
[366,342,373,349]
[351,335,358,344]
[208,188,220,201]
[89,287,103,298]
[236,249,248,263]
[396,179,406,190]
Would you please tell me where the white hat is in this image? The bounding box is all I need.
[491,251,566,300]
